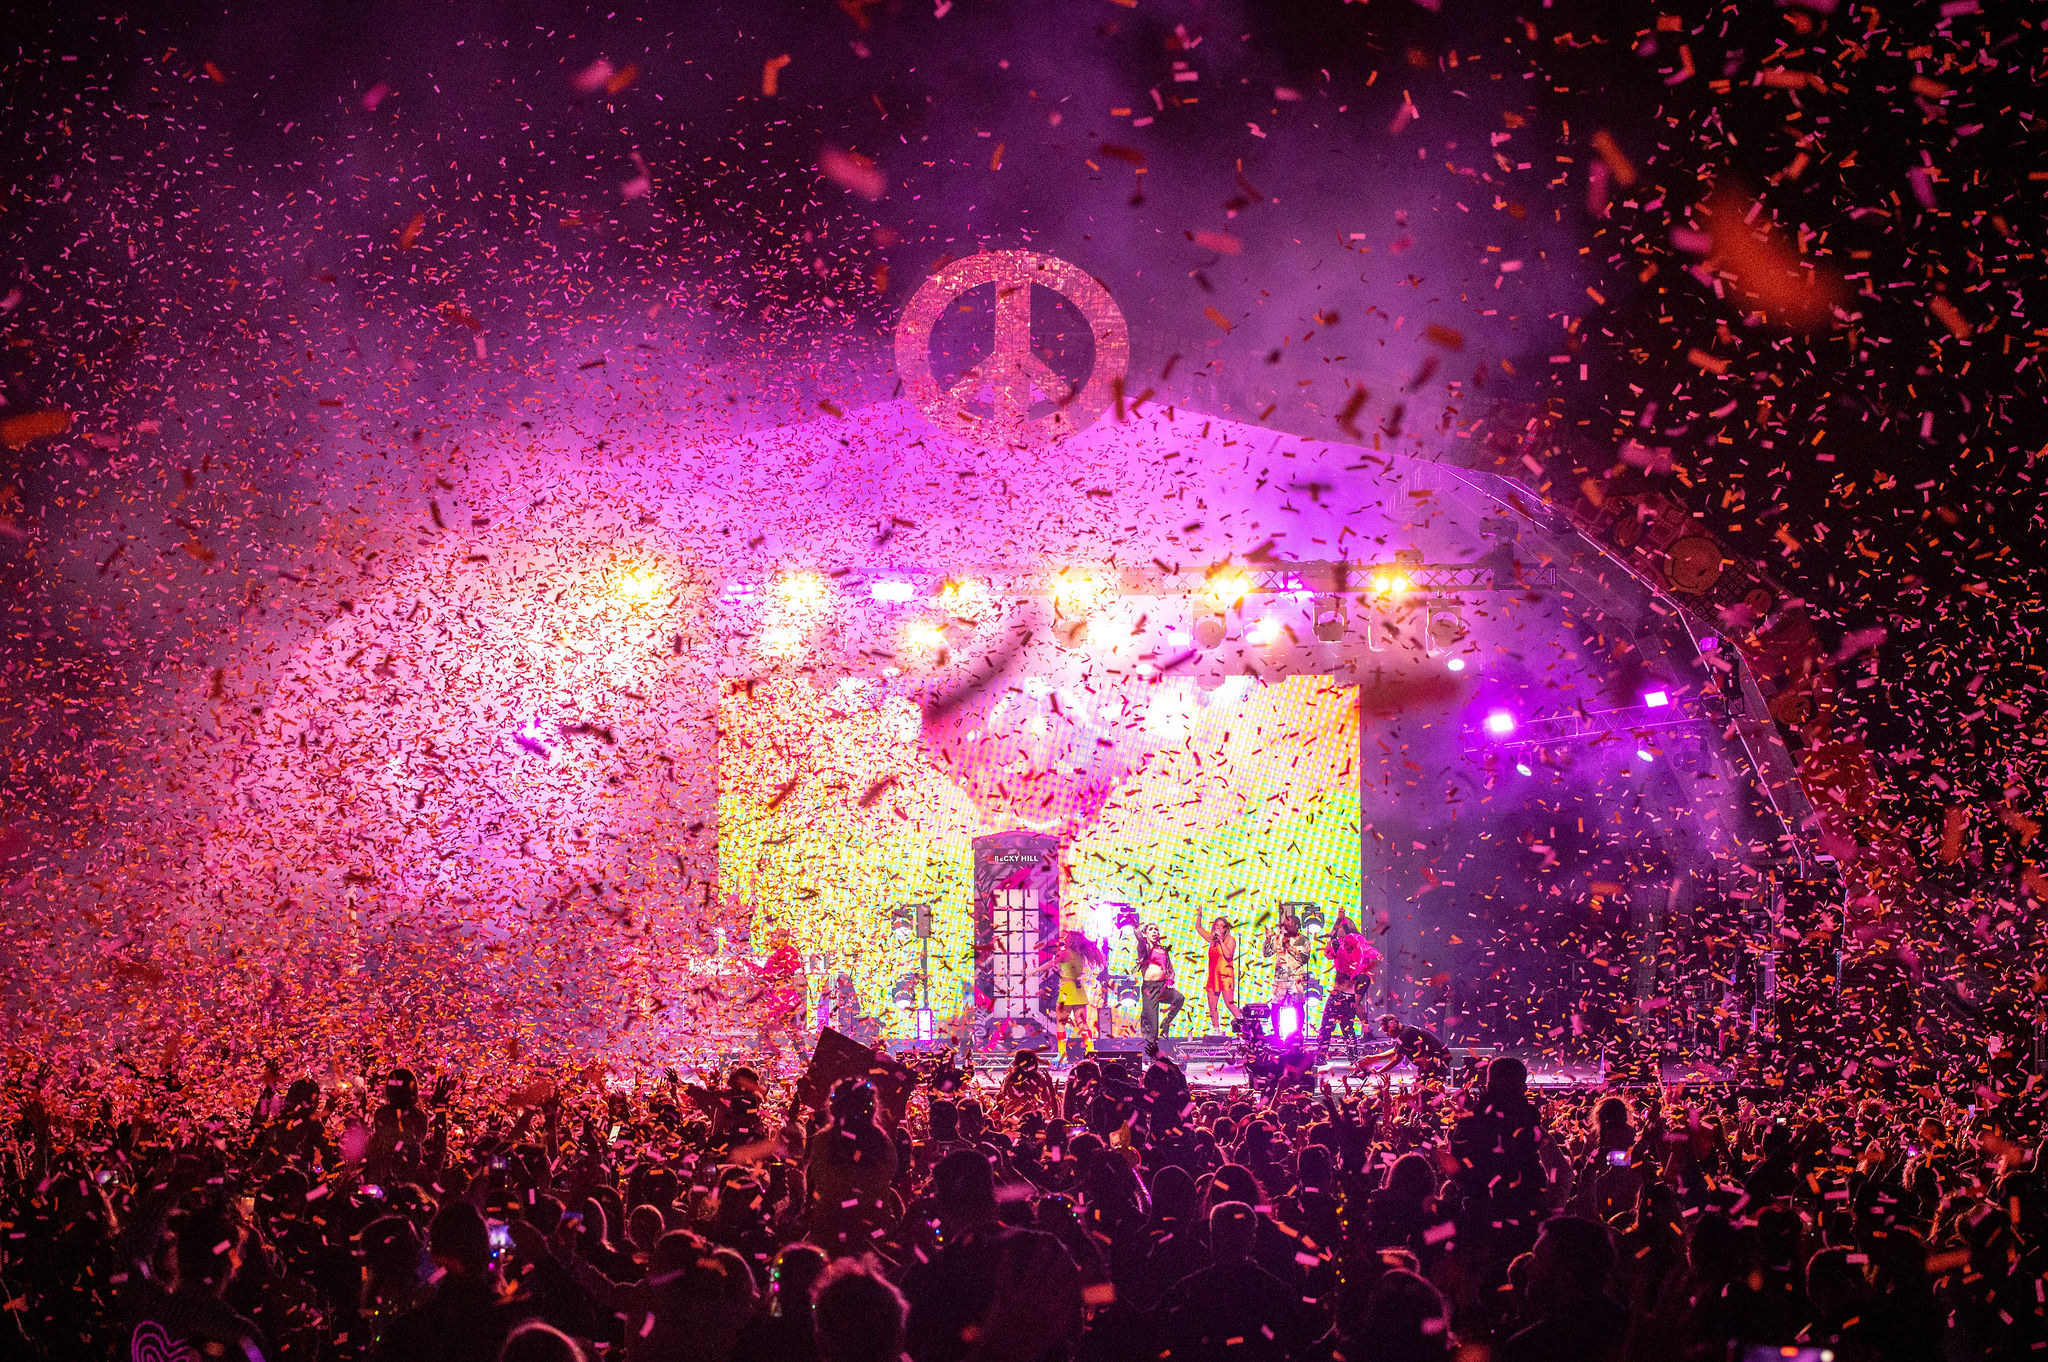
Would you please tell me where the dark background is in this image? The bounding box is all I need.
[1,0,2042,1049]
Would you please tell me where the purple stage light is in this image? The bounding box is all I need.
[1515,762,1533,776]
[1483,709,1516,737]
[1698,634,1720,653]
[1642,689,1670,708]
[1636,748,1655,763]
[1274,1004,1301,1041]
[870,579,916,603]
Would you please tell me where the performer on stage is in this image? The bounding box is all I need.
[1135,921,1185,1043]
[746,926,811,1065]
[1263,907,1313,1030]
[1204,916,1242,1033]
[1318,912,1382,1058]
[1359,1014,1452,1086]
[1044,929,1105,1062]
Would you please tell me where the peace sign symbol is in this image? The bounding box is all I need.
[895,250,1130,447]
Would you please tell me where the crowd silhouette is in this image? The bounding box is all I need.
[3,1048,2044,1361]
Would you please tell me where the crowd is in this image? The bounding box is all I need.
[4,1043,2045,1362]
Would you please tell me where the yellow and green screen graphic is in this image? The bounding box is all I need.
[716,674,1361,1036]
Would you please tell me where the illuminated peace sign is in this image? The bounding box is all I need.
[894,250,1131,447]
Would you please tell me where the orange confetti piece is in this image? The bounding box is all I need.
[398,212,426,250]
[1927,296,1971,339]
[1203,305,1234,332]
[1191,230,1242,255]
[1588,130,1637,188]
[762,54,791,97]
[0,410,71,449]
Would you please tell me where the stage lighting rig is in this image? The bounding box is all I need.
[1421,599,1467,656]
[1311,595,1348,643]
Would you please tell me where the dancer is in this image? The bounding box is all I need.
[745,926,812,1068]
[1204,916,1243,1034]
[1262,907,1314,1037]
[1318,913,1382,1060]
[1044,929,1105,1062]
[1135,921,1185,1044]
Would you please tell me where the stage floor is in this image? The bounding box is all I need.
[954,1052,1737,1092]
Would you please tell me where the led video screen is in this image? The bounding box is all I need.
[716,673,1362,1037]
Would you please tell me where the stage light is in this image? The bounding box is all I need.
[611,563,666,604]
[1166,628,1193,648]
[1274,1004,1302,1041]
[937,577,988,612]
[1312,595,1347,643]
[759,624,802,656]
[1424,601,1466,654]
[1368,571,1413,598]
[775,571,829,607]
[1193,613,1228,649]
[1697,635,1721,653]
[1204,566,1252,609]
[916,1007,934,1041]
[1636,747,1655,763]
[1248,615,1286,647]
[870,579,917,603]
[903,620,948,652]
[1642,689,1670,708]
[890,974,920,1008]
[1515,761,1533,776]
[1483,709,1517,737]
[1446,657,1466,673]
[1049,569,1111,616]
[890,906,917,942]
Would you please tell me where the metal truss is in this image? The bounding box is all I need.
[1464,694,1726,755]
[782,556,1559,600]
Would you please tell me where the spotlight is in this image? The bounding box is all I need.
[1446,657,1466,673]
[870,579,917,603]
[903,620,948,652]
[915,1007,934,1041]
[1483,709,1517,737]
[1049,569,1111,617]
[775,571,828,607]
[1166,628,1193,648]
[1515,761,1533,776]
[1642,689,1670,708]
[1248,615,1286,647]
[890,974,921,1008]
[759,624,802,656]
[1311,595,1347,643]
[1193,613,1228,649]
[1697,635,1720,653]
[1636,747,1655,763]
[612,563,665,604]
[1368,571,1413,598]
[890,906,917,942]
[1424,601,1466,655]
[1204,566,1252,609]
[1274,1004,1302,1042]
